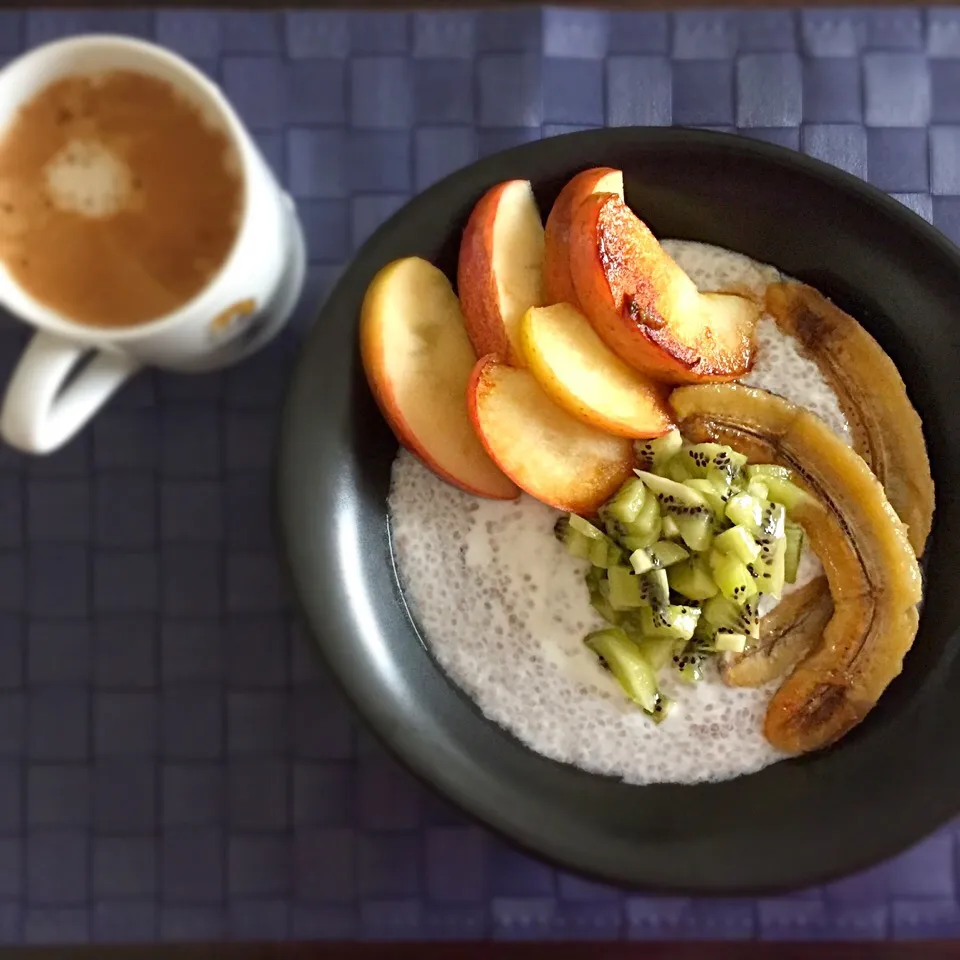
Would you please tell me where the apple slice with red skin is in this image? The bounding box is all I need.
[361,257,519,499]
[543,166,623,311]
[520,302,673,439]
[457,179,546,366]
[467,354,635,514]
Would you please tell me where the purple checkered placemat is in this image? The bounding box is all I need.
[0,4,956,945]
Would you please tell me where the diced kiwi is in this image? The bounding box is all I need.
[702,594,760,640]
[607,565,645,610]
[560,514,624,568]
[661,515,681,540]
[713,525,761,565]
[692,622,749,654]
[746,464,792,481]
[599,511,624,542]
[630,495,661,535]
[707,466,737,499]
[569,536,594,561]
[748,536,786,599]
[685,478,728,515]
[784,522,804,584]
[629,548,654,575]
[588,537,608,567]
[620,529,661,552]
[554,516,570,543]
[575,448,816,725]
[672,646,705,683]
[605,478,647,524]
[725,492,763,529]
[763,476,809,512]
[595,539,625,569]
[756,500,786,539]
[675,661,703,683]
[553,515,578,547]
[713,631,747,654]
[638,604,700,642]
[649,696,673,724]
[638,636,679,671]
[668,557,719,601]
[602,497,661,553]
[648,540,689,568]
[665,455,694,483]
[586,568,619,625]
[569,514,606,540]
[709,549,758,603]
[639,568,670,608]
[553,516,593,561]
[725,495,785,540]
[591,594,619,625]
[634,430,682,472]
[674,442,747,481]
[634,470,708,510]
[585,628,665,717]
[674,512,714,551]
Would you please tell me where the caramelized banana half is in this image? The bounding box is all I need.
[671,385,922,754]
[765,282,934,556]
[720,577,833,688]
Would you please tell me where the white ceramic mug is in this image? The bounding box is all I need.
[0,35,306,454]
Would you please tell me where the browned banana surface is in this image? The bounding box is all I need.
[671,384,922,754]
[721,577,833,688]
[765,282,934,556]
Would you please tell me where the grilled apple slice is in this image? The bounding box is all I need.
[569,192,760,384]
[467,355,635,513]
[671,384,922,754]
[519,302,672,439]
[543,167,623,310]
[765,282,934,556]
[720,577,833,688]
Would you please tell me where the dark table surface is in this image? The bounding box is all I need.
[0,4,959,947]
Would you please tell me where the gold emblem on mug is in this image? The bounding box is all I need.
[209,297,257,341]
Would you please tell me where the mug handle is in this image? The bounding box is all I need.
[0,331,140,454]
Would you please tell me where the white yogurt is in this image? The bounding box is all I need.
[388,241,848,784]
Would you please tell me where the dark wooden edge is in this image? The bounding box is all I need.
[16,0,951,8]
[5,945,960,958]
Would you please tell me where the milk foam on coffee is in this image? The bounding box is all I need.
[388,241,850,785]
[44,139,134,219]
[0,70,243,328]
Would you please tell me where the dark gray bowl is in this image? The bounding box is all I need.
[277,128,959,893]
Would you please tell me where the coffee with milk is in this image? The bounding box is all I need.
[0,69,243,329]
